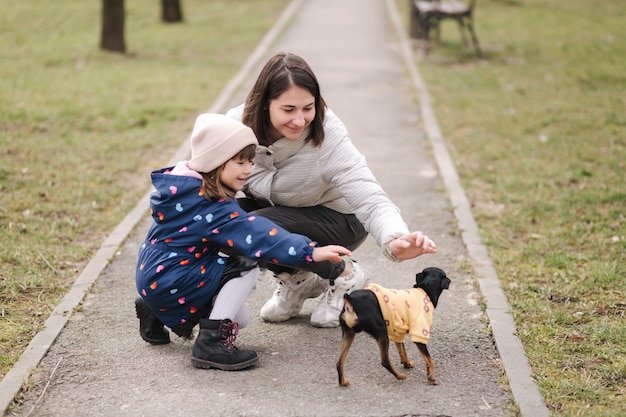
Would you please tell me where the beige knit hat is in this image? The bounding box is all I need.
[188,113,258,173]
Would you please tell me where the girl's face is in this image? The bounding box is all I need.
[268,85,316,141]
[220,157,254,192]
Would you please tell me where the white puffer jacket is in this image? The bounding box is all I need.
[226,104,409,247]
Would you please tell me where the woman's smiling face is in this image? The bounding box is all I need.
[268,85,316,141]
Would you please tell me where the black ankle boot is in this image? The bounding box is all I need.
[135,297,170,345]
[191,319,258,371]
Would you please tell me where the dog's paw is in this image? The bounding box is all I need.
[427,376,438,385]
[395,372,408,380]
[339,380,350,387]
[402,360,415,369]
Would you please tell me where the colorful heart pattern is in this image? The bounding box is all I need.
[138,176,320,330]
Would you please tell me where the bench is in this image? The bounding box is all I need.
[408,0,483,58]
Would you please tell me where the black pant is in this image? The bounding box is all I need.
[238,198,368,281]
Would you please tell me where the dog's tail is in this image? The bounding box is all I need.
[341,294,359,328]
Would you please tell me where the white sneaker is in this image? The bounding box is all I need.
[310,260,369,328]
[259,271,325,322]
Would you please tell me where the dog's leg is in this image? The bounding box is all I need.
[394,342,415,369]
[377,336,407,380]
[337,329,356,387]
[415,342,437,385]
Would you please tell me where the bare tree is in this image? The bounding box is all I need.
[162,0,183,23]
[100,0,126,53]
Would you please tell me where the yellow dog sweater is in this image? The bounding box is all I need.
[365,283,434,344]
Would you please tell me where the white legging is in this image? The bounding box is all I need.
[209,266,259,328]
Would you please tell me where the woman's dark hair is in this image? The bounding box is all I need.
[199,144,256,201]
[242,52,326,147]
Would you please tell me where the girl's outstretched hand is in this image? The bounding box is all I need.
[388,231,437,261]
[312,245,352,262]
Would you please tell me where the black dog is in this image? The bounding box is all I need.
[336,267,450,387]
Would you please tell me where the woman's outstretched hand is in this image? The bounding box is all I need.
[312,245,352,262]
[388,231,437,261]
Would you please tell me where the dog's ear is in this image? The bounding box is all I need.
[414,271,425,288]
[343,292,353,302]
[441,277,451,290]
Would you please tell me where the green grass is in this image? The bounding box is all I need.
[0,0,290,379]
[400,0,625,414]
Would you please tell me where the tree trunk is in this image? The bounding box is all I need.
[162,0,183,23]
[100,0,126,53]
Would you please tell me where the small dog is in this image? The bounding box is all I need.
[336,267,450,387]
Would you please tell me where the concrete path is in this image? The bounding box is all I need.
[2,0,550,416]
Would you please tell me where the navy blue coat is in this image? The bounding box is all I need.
[136,167,316,327]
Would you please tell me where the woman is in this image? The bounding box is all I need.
[226,52,437,328]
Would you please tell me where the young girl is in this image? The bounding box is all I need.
[135,113,351,371]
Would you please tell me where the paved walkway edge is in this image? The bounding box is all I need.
[384,1,550,416]
[0,1,304,413]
